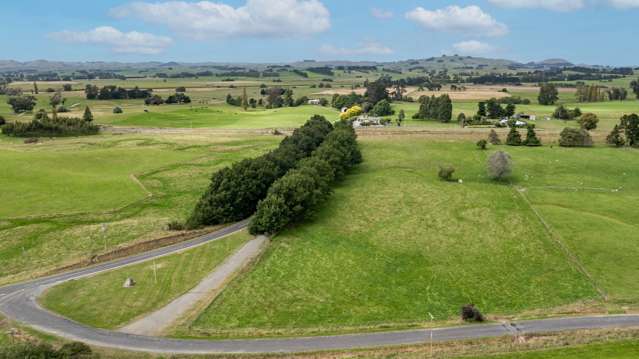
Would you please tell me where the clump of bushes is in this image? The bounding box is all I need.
[553,105,581,120]
[249,122,362,235]
[559,128,593,147]
[487,151,512,180]
[187,116,334,229]
[461,304,485,322]
[1,117,100,137]
[0,115,5,126]
[476,139,488,150]
[0,341,94,359]
[113,106,123,114]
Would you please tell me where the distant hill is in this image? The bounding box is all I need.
[0,56,628,74]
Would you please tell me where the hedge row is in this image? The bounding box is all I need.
[186,115,334,228]
[249,122,362,235]
[1,117,99,137]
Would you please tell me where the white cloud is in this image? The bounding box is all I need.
[608,0,639,8]
[406,5,508,37]
[49,26,172,54]
[371,8,393,19]
[110,0,330,39]
[452,40,495,55]
[320,42,393,57]
[488,0,585,11]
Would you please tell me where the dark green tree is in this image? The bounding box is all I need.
[523,125,542,146]
[83,106,93,122]
[7,95,37,113]
[578,113,599,131]
[606,124,625,147]
[477,102,486,117]
[506,127,522,146]
[559,128,593,147]
[371,99,394,116]
[620,113,639,146]
[538,83,559,105]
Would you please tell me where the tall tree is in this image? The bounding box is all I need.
[49,91,63,120]
[33,81,39,95]
[241,87,249,111]
[631,79,639,99]
[83,106,94,122]
[538,83,559,105]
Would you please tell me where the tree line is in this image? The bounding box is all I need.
[186,115,334,229]
[249,122,361,235]
[85,85,152,100]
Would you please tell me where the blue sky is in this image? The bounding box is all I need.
[1,0,638,65]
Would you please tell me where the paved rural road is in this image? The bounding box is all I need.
[1,221,639,354]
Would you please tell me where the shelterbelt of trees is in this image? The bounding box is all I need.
[187,115,335,229]
[249,122,361,235]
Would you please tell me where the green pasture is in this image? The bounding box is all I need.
[105,105,340,128]
[180,139,638,338]
[0,133,277,284]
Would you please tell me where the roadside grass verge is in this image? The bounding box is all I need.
[40,230,252,329]
[180,139,639,338]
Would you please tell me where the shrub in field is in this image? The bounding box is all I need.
[578,113,599,131]
[476,139,487,150]
[0,115,5,126]
[438,166,456,181]
[188,116,334,228]
[487,151,512,180]
[506,127,522,146]
[461,304,485,322]
[523,125,542,146]
[1,117,99,137]
[113,106,123,114]
[488,129,501,145]
[249,123,361,235]
[559,128,593,147]
[607,125,625,147]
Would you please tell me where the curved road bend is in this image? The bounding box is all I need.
[1,221,639,354]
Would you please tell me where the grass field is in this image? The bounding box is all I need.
[105,105,339,128]
[177,138,638,338]
[0,133,277,285]
[41,230,252,329]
